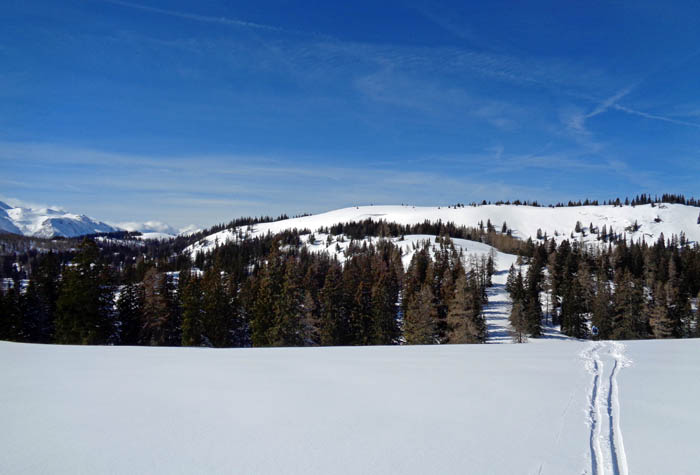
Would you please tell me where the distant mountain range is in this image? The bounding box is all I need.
[0,201,120,238]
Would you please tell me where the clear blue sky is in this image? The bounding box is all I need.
[2,0,700,229]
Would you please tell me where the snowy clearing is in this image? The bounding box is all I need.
[2,339,698,474]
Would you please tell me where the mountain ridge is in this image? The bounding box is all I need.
[0,201,119,238]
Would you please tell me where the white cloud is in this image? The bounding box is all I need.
[113,220,178,234]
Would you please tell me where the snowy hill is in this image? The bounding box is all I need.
[2,338,698,474]
[0,201,118,238]
[187,203,700,256]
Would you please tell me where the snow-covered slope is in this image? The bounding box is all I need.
[285,233,514,270]
[187,203,700,255]
[2,338,698,474]
[0,201,118,238]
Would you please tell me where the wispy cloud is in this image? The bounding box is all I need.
[101,0,286,34]
[564,85,635,135]
[612,104,700,129]
[564,83,700,134]
[0,141,592,226]
[0,195,67,212]
[586,86,635,119]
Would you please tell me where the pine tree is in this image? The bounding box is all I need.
[21,252,60,343]
[509,300,527,343]
[0,282,22,341]
[591,276,613,339]
[370,268,400,345]
[523,258,543,337]
[180,272,204,346]
[560,278,587,338]
[663,257,685,338]
[649,282,674,339]
[319,261,345,346]
[250,249,283,346]
[116,280,144,345]
[404,283,437,344]
[140,267,170,345]
[273,258,305,346]
[55,239,115,345]
[446,271,484,343]
[300,290,320,346]
[611,270,648,339]
[202,268,234,347]
[695,291,700,338]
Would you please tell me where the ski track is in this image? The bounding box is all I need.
[581,341,631,475]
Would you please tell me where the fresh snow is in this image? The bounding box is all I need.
[186,203,700,256]
[1,339,698,474]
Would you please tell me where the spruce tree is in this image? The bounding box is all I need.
[560,278,587,338]
[250,249,283,346]
[591,276,613,339]
[180,271,203,346]
[649,282,674,339]
[404,283,437,344]
[319,261,345,346]
[55,239,115,345]
[300,290,320,346]
[273,258,305,346]
[202,268,234,347]
[509,300,527,343]
[611,270,648,339]
[0,283,22,341]
[140,267,170,345]
[446,271,484,343]
[116,280,144,345]
[370,268,400,345]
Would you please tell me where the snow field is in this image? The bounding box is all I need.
[2,339,698,474]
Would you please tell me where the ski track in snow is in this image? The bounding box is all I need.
[581,341,632,475]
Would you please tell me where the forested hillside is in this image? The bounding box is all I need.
[1,204,699,346]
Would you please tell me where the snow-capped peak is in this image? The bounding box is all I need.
[0,202,118,238]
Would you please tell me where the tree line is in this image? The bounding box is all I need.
[453,192,699,208]
[0,234,492,347]
[506,234,700,341]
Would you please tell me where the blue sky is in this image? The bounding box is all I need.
[2,0,700,229]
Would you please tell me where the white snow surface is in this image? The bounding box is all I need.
[1,338,698,474]
[298,233,513,269]
[186,203,700,256]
